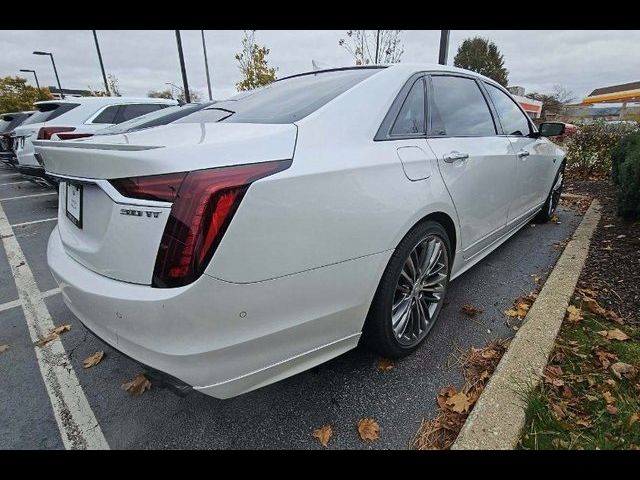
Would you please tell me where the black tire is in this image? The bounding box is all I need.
[534,162,565,223]
[362,220,451,358]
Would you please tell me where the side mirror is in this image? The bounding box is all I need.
[539,122,566,137]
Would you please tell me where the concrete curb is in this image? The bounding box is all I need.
[451,200,602,450]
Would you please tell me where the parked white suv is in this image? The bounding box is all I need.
[12,97,177,178]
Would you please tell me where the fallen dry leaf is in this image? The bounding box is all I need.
[575,417,592,428]
[35,324,73,347]
[83,351,104,369]
[461,304,483,317]
[0,344,8,354]
[604,310,624,325]
[595,350,618,369]
[606,405,618,415]
[312,425,333,448]
[610,362,637,380]
[376,358,394,371]
[566,305,583,323]
[35,333,59,347]
[446,391,472,414]
[583,297,607,317]
[551,402,567,419]
[52,324,72,335]
[603,391,615,404]
[121,373,152,397]
[481,349,498,360]
[480,370,490,381]
[577,287,598,298]
[629,413,639,428]
[598,329,630,341]
[357,418,380,442]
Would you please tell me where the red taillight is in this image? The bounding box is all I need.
[110,172,187,202]
[110,160,292,288]
[37,126,75,140]
[56,132,94,141]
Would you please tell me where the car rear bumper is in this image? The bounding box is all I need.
[47,226,386,398]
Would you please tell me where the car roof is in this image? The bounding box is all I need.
[279,63,501,88]
[34,97,176,106]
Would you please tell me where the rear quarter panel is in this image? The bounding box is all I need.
[207,127,459,284]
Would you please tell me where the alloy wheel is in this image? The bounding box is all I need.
[391,235,449,347]
[549,169,564,216]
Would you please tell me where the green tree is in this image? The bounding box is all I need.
[235,30,277,91]
[453,37,509,87]
[339,30,404,65]
[0,76,52,112]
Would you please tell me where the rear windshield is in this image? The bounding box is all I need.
[22,102,80,125]
[177,68,383,125]
[96,102,213,135]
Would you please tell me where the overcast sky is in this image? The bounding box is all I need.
[1,30,638,102]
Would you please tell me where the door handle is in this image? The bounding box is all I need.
[442,151,469,163]
[517,149,530,158]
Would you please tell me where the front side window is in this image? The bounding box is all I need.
[430,76,496,137]
[485,83,532,136]
[390,79,425,136]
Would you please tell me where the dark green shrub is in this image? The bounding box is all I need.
[616,135,640,219]
[611,132,640,186]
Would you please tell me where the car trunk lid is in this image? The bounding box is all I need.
[35,122,297,285]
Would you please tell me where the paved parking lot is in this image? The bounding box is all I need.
[0,162,584,449]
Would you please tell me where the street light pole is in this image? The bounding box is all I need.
[19,69,40,90]
[175,30,191,103]
[201,30,213,101]
[92,30,110,95]
[33,51,64,99]
[438,30,450,65]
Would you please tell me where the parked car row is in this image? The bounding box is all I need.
[33,63,568,399]
[1,97,227,186]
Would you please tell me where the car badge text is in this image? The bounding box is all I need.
[120,208,161,218]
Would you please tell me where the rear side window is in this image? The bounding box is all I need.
[22,103,80,125]
[485,83,532,136]
[0,117,13,132]
[91,105,121,124]
[117,104,166,123]
[429,76,495,136]
[390,79,426,136]
[178,68,383,125]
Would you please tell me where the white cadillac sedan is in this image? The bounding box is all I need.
[35,64,566,399]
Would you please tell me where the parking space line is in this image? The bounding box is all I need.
[0,180,31,186]
[0,192,57,202]
[0,202,109,450]
[0,298,21,313]
[42,287,61,298]
[11,217,58,228]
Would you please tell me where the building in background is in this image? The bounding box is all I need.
[556,81,640,124]
[507,86,543,119]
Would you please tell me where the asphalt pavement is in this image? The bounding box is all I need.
[0,162,584,449]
